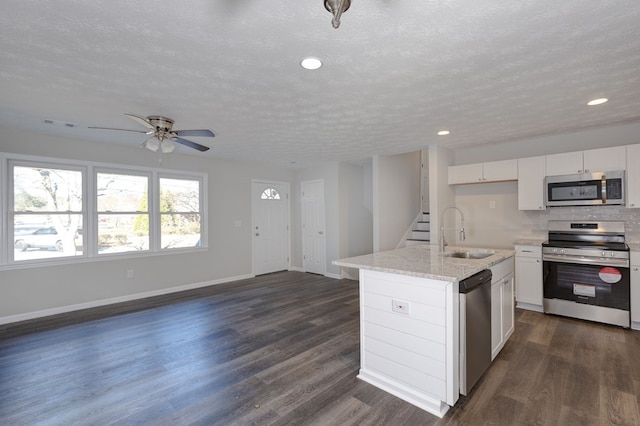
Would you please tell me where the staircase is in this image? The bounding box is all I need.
[406,212,431,247]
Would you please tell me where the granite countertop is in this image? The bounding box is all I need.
[333,245,515,282]
[629,243,640,252]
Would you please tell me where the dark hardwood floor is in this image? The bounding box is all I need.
[1,271,639,425]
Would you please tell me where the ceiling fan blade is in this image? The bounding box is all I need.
[171,136,210,152]
[124,113,155,130]
[174,129,215,138]
[89,126,151,134]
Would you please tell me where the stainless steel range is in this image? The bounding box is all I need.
[542,221,630,328]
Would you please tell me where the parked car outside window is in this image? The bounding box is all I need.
[14,226,63,251]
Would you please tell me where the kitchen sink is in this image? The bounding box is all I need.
[441,250,495,259]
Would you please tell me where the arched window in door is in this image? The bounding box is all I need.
[261,188,281,200]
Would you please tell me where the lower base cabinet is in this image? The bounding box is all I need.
[631,252,639,330]
[514,245,543,311]
[490,258,515,360]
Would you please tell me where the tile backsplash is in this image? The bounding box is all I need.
[522,206,640,243]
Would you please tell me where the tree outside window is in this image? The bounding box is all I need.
[97,172,149,253]
[12,164,83,261]
[159,177,201,249]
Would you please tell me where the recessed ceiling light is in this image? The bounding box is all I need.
[587,98,608,106]
[437,130,451,136]
[300,57,322,70]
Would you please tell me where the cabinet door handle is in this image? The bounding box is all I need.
[522,250,533,253]
[537,259,540,263]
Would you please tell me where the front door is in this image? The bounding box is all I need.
[302,179,326,275]
[252,180,290,275]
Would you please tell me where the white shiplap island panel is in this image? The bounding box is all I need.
[334,245,515,418]
[358,269,457,417]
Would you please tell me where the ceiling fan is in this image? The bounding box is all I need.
[90,113,214,153]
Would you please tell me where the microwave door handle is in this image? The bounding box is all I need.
[601,174,607,204]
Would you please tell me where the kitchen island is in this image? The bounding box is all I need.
[334,245,515,418]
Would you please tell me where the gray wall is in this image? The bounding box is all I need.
[454,121,640,165]
[339,162,374,279]
[292,161,374,278]
[373,151,422,252]
[292,163,340,277]
[428,145,456,247]
[0,127,294,321]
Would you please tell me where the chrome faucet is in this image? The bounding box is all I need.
[440,206,466,253]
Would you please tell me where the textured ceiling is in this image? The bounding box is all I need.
[1,0,640,167]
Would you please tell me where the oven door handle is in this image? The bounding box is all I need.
[542,253,629,268]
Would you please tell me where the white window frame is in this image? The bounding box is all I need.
[8,158,87,265]
[0,152,207,270]
[156,172,207,252]
[94,167,153,257]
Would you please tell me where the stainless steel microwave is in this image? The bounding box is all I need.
[545,171,625,207]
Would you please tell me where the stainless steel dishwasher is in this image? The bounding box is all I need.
[459,269,492,395]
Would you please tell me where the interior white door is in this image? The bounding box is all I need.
[252,180,290,275]
[302,180,326,275]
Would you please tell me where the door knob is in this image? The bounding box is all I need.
[256,233,260,236]
[319,231,323,235]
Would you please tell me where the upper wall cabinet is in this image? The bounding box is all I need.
[448,159,517,185]
[517,156,546,210]
[545,146,627,176]
[627,144,640,208]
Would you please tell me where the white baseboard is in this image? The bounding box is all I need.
[357,370,449,418]
[515,302,544,313]
[288,266,340,280]
[0,273,255,326]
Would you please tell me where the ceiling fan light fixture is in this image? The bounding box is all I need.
[93,113,213,154]
[141,137,160,152]
[161,140,175,153]
[437,130,451,136]
[324,0,350,29]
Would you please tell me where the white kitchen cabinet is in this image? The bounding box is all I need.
[517,156,546,210]
[583,146,626,172]
[514,245,543,312]
[491,281,501,358]
[631,251,640,330]
[449,163,483,184]
[448,159,517,184]
[545,146,626,176]
[503,273,514,343]
[490,257,515,360]
[483,159,518,182]
[626,144,640,208]
[545,151,583,176]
